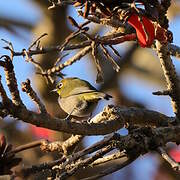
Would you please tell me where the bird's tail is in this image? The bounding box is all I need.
[93,92,112,100]
[103,93,112,100]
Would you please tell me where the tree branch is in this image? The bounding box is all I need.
[53,125,180,179]
[0,103,173,135]
[156,41,180,120]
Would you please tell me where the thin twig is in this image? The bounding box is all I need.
[109,45,122,59]
[91,41,103,83]
[100,44,120,72]
[6,139,47,156]
[90,151,126,167]
[18,126,180,177]
[22,49,44,72]
[168,44,180,59]
[1,39,14,59]
[21,79,47,114]
[19,157,66,178]
[28,33,48,50]
[58,145,114,179]
[54,134,117,173]
[77,10,126,28]
[152,90,171,96]
[82,157,137,180]
[42,46,92,77]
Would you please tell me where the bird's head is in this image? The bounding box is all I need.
[53,77,95,98]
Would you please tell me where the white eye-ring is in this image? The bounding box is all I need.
[57,83,63,89]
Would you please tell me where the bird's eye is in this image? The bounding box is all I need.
[57,83,63,89]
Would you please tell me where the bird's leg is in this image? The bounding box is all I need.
[60,108,77,129]
[63,107,77,121]
[86,113,92,124]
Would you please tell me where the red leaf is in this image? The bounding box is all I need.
[169,147,180,162]
[0,134,6,153]
[30,125,53,141]
[128,13,155,47]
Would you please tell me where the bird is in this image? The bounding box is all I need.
[53,77,112,118]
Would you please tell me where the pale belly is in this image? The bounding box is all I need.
[58,96,97,117]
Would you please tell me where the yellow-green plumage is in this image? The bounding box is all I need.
[55,77,112,118]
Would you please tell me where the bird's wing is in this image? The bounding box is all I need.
[66,87,97,97]
[66,87,112,101]
[82,92,112,102]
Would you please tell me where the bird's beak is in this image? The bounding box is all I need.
[50,89,57,93]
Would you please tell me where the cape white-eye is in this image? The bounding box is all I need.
[54,77,112,118]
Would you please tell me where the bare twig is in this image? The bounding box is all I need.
[100,44,120,72]
[152,43,180,60]
[1,39,14,59]
[55,125,180,179]
[77,10,126,28]
[18,157,66,178]
[91,41,104,83]
[0,76,12,118]
[152,90,171,96]
[17,125,180,177]
[90,151,126,167]
[54,134,118,172]
[109,45,122,59]
[42,46,92,77]
[53,53,69,66]
[7,41,180,62]
[82,157,136,180]
[28,33,48,50]
[19,134,117,177]
[22,49,44,72]
[156,41,180,120]
[58,145,114,179]
[21,79,47,114]
[168,44,180,59]
[41,135,83,155]
[0,75,11,105]
[6,139,47,156]
[60,20,91,52]
[48,0,74,10]
[1,56,25,107]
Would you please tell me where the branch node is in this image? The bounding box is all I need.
[21,79,47,114]
[152,90,171,96]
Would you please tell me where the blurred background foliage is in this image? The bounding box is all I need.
[0,0,180,179]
